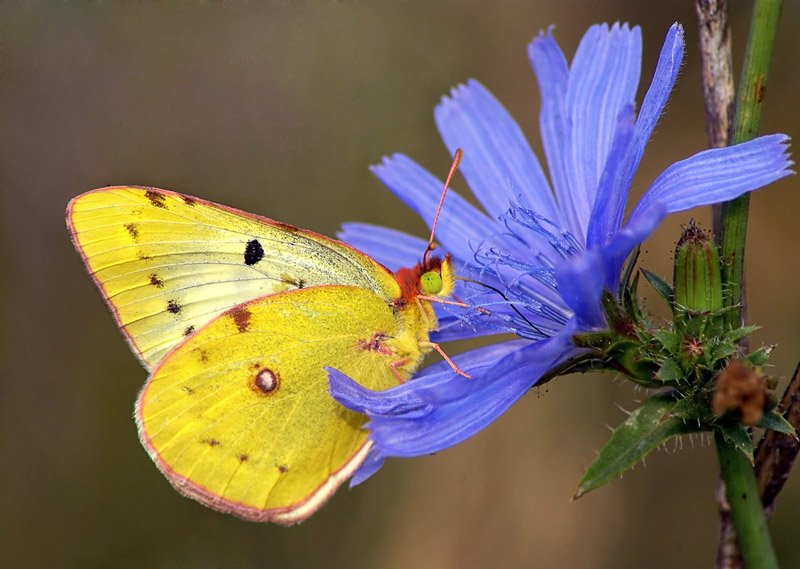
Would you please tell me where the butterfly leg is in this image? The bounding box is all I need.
[421,342,472,379]
[390,359,411,384]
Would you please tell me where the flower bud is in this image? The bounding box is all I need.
[673,221,723,313]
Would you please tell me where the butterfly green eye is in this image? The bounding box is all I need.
[420,271,443,295]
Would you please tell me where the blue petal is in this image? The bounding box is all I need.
[629,134,793,224]
[434,80,559,222]
[329,333,584,465]
[529,27,570,214]
[588,22,683,246]
[371,154,492,261]
[585,104,636,249]
[562,23,642,239]
[598,203,667,292]
[349,451,384,487]
[338,222,427,272]
[555,251,608,329]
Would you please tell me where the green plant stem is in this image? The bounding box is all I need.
[716,432,779,569]
[717,0,783,331]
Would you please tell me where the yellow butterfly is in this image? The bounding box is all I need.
[66,152,464,524]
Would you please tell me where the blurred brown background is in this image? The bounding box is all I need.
[2,2,798,568]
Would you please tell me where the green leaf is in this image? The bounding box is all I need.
[641,269,673,308]
[758,410,798,437]
[575,393,697,498]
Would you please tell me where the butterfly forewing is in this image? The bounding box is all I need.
[67,187,401,368]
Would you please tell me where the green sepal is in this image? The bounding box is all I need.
[575,392,698,498]
[745,346,773,367]
[622,270,643,324]
[655,357,684,384]
[641,269,674,309]
[757,410,798,438]
[716,423,755,460]
[652,329,681,353]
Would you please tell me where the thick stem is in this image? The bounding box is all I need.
[716,0,783,331]
[715,432,780,569]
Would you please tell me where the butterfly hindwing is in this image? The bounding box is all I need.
[136,285,408,524]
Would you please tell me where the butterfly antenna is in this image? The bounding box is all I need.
[423,148,463,265]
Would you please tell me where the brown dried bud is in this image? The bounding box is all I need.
[713,360,767,426]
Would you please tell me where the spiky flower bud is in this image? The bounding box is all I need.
[673,221,723,313]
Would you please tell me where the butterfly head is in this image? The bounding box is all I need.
[394,253,455,304]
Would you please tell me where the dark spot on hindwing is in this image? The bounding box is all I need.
[297,279,306,289]
[183,325,195,337]
[238,453,249,462]
[144,190,168,208]
[277,464,289,473]
[166,299,182,314]
[182,385,195,395]
[244,239,264,266]
[149,273,164,288]
[251,367,279,396]
[229,306,252,333]
[357,333,392,355]
[203,438,220,447]
[124,223,139,241]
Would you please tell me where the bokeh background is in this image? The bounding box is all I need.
[2,2,798,568]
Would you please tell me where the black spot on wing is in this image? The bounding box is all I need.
[149,273,164,288]
[251,368,279,396]
[183,325,195,337]
[229,307,252,333]
[166,299,181,314]
[244,239,264,266]
[124,223,139,241]
[181,195,197,206]
[145,190,168,209]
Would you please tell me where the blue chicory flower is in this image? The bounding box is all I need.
[328,22,793,484]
